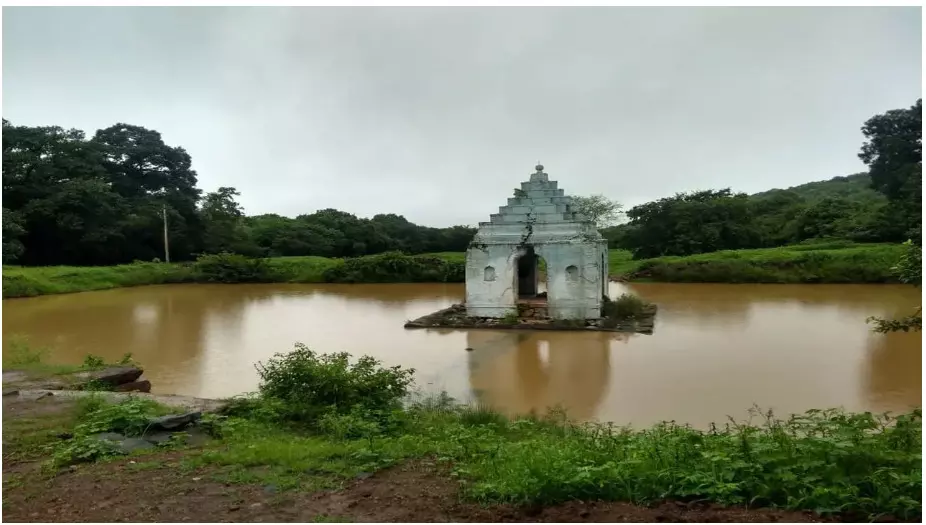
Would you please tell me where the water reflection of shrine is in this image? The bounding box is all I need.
[466,330,628,421]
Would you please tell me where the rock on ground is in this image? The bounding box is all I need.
[71,367,144,388]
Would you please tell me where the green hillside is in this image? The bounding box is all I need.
[752,173,886,204]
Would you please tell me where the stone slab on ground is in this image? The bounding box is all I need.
[2,366,147,392]
[7,389,228,413]
[114,380,152,393]
[148,412,202,431]
[70,367,144,388]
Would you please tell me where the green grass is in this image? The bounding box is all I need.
[265,256,341,283]
[2,261,196,298]
[15,394,920,521]
[2,242,906,298]
[2,403,78,463]
[211,403,923,521]
[621,242,905,283]
[3,337,140,388]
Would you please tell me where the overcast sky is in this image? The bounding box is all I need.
[2,7,921,227]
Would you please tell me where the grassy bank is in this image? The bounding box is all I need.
[1,252,460,298]
[614,241,906,284]
[4,346,921,522]
[2,242,905,299]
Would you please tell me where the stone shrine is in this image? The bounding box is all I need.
[464,164,609,320]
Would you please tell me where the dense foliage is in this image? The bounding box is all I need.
[252,344,415,424]
[1,119,475,266]
[321,251,464,283]
[608,100,921,259]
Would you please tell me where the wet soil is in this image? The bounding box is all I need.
[3,457,833,523]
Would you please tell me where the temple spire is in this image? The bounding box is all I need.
[530,162,549,182]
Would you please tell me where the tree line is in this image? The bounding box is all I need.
[1,119,477,266]
[605,99,922,259]
[3,99,919,267]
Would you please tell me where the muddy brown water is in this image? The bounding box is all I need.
[2,282,921,428]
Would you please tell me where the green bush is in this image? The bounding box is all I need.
[50,396,170,468]
[321,251,464,283]
[450,407,922,520]
[254,343,415,424]
[192,252,271,283]
[602,293,646,319]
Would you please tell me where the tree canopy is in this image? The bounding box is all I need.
[1,119,477,266]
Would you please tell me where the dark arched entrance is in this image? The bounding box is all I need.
[516,246,539,298]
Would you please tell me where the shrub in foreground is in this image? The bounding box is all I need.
[253,343,415,423]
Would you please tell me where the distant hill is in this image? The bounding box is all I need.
[751,173,886,204]
[604,171,895,251]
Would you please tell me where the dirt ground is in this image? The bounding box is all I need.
[0,394,840,523]
[3,459,833,523]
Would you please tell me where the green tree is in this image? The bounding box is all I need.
[91,124,204,260]
[2,208,26,263]
[200,187,259,255]
[623,189,759,259]
[2,120,131,265]
[859,99,922,239]
[572,194,623,228]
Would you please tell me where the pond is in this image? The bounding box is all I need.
[2,282,920,428]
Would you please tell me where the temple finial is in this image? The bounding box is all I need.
[535,163,544,173]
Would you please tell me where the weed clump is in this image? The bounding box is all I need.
[500,310,520,325]
[253,343,415,425]
[50,396,171,469]
[602,293,647,320]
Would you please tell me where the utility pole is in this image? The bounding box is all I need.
[162,205,170,263]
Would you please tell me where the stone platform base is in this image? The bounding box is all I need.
[404,304,656,335]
